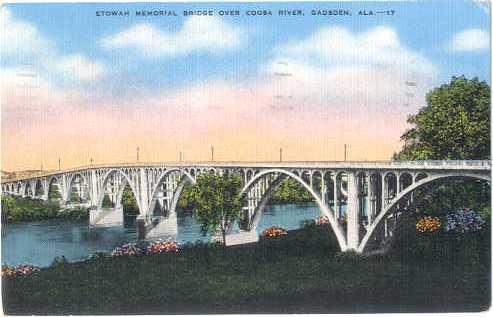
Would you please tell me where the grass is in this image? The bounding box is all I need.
[2,220,490,314]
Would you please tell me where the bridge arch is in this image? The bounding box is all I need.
[399,172,413,191]
[34,179,45,198]
[148,169,195,216]
[97,169,142,213]
[47,176,63,201]
[415,172,428,182]
[24,182,33,198]
[240,168,348,251]
[66,173,90,203]
[358,173,491,252]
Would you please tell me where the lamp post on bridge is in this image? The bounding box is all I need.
[58,158,61,171]
[211,145,214,162]
[279,148,283,162]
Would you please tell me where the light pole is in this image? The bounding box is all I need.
[58,158,61,171]
[211,145,214,162]
[279,148,283,162]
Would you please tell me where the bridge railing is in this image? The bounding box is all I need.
[1,160,490,184]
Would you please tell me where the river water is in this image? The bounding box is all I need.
[2,203,333,267]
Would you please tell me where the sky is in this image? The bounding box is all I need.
[1,1,490,171]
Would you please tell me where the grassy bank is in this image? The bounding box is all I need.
[1,195,88,223]
[2,219,490,314]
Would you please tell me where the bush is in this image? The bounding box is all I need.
[1,195,89,223]
[261,226,288,238]
[50,256,69,268]
[444,208,485,233]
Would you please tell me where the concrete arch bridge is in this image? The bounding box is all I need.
[1,160,490,252]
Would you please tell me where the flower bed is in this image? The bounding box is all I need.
[316,216,329,225]
[146,239,180,255]
[261,226,288,238]
[445,208,485,233]
[416,216,441,233]
[110,239,181,257]
[111,243,143,257]
[2,264,40,277]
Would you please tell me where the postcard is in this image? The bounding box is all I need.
[1,1,491,314]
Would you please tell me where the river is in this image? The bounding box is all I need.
[2,202,340,267]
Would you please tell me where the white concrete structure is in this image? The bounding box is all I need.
[1,160,490,252]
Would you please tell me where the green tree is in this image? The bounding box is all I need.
[394,76,491,216]
[176,183,196,212]
[189,173,243,246]
[271,178,313,203]
[395,76,490,160]
[121,185,139,215]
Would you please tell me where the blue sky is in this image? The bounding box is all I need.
[4,1,490,91]
[1,1,491,170]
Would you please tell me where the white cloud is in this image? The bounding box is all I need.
[1,8,105,83]
[450,28,489,52]
[274,25,436,76]
[472,0,490,14]
[263,25,437,115]
[54,54,106,82]
[101,16,243,57]
[0,8,53,58]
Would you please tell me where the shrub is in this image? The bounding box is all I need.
[2,264,40,277]
[301,219,316,228]
[146,239,180,255]
[261,226,288,238]
[50,256,69,268]
[111,243,143,257]
[416,216,441,233]
[445,208,485,233]
[316,216,329,225]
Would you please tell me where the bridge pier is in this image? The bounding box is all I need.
[213,230,259,246]
[89,206,124,226]
[136,213,178,239]
[346,172,360,250]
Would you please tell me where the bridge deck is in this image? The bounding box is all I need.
[1,160,490,183]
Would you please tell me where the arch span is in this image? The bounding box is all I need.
[66,173,90,203]
[358,173,491,252]
[241,168,348,251]
[34,179,45,198]
[47,176,63,201]
[98,169,142,213]
[148,168,195,216]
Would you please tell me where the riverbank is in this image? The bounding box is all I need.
[1,195,88,223]
[2,220,490,314]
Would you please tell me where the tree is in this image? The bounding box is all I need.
[121,185,139,215]
[394,76,491,216]
[395,76,490,160]
[189,172,243,246]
